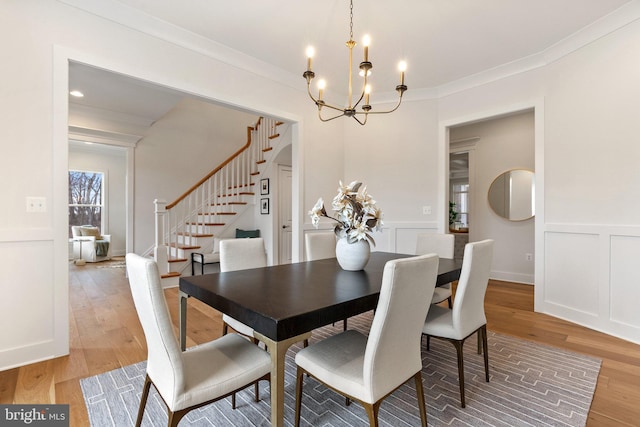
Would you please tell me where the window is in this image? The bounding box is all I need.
[451,184,469,227]
[69,170,104,237]
[449,151,469,229]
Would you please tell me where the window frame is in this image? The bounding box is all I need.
[68,169,107,237]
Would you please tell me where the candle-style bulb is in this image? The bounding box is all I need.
[362,34,370,62]
[364,84,371,104]
[398,61,407,85]
[306,46,315,71]
[318,79,326,100]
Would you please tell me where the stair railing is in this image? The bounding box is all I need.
[153,117,277,274]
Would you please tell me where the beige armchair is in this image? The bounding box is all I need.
[71,226,112,263]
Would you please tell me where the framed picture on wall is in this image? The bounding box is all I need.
[260,178,270,195]
[260,198,269,215]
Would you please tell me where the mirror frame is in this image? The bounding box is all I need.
[487,169,535,221]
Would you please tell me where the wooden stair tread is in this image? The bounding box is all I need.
[168,258,187,263]
[250,171,260,176]
[228,183,254,189]
[168,243,200,250]
[212,201,247,206]
[187,222,226,226]
[161,272,181,279]
[268,134,279,140]
[176,232,214,237]
[198,212,236,216]
[221,192,254,197]
[256,160,266,164]
[263,147,273,152]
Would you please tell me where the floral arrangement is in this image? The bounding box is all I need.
[309,181,383,245]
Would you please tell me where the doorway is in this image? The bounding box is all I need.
[446,109,536,285]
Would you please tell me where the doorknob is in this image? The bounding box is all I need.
[282,225,291,229]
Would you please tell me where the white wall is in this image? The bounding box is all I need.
[435,16,640,343]
[341,99,441,254]
[68,142,127,256]
[450,111,535,284]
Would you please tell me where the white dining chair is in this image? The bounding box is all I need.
[422,239,494,408]
[415,232,455,307]
[125,253,271,427]
[294,253,440,427]
[304,231,349,331]
[304,231,336,261]
[219,237,268,340]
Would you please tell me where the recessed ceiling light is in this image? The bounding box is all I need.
[69,90,84,98]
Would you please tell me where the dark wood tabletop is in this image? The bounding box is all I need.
[179,252,462,342]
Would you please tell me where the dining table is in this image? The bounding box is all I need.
[178,251,462,427]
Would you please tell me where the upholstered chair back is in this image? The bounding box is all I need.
[219,237,267,272]
[452,239,494,334]
[125,253,184,410]
[363,253,439,402]
[305,232,336,261]
[415,233,455,258]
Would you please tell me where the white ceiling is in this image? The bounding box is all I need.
[68,0,632,126]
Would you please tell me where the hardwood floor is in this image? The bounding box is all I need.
[1,259,639,426]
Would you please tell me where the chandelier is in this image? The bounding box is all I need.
[303,0,407,125]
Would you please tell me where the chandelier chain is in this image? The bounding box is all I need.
[349,0,354,41]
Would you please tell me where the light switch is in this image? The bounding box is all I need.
[26,196,46,213]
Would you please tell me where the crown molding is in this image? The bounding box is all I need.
[58,0,640,102]
[68,125,142,146]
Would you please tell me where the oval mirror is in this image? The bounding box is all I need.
[488,169,535,221]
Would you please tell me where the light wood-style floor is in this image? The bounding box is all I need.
[0,259,639,426]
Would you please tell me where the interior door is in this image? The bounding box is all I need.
[278,165,293,264]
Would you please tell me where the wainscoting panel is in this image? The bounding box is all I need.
[544,231,599,315]
[542,225,640,344]
[610,235,640,329]
[0,237,59,370]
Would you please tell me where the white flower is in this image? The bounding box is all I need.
[309,180,383,245]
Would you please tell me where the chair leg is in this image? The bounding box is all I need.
[447,296,452,308]
[222,322,229,336]
[481,325,490,382]
[168,409,188,427]
[363,401,381,427]
[452,339,466,408]
[135,375,153,427]
[414,372,428,427]
[231,393,236,409]
[295,367,305,427]
[343,319,348,331]
[477,330,482,354]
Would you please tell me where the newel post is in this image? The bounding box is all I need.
[154,199,169,274]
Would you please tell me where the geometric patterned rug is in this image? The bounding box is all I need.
[81,312,601,426]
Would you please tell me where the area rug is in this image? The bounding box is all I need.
[81,313,601,426]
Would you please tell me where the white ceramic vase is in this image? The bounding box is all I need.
[335,238,371,271]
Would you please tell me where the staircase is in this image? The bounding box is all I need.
[152,117,284,287]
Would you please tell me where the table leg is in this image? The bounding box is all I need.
[179,290,188,351]
[254,331,311,427]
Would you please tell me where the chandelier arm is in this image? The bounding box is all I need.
[352,90,366,109]
[306,84,320,104]
[354,94,404,115]
[319,102,350,113]
[352,114,368,126]
[318,109,347,122]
